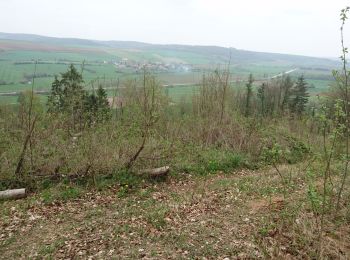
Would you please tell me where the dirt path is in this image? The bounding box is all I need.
[0,167,349,259]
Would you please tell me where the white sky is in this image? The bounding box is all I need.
[0,0,349,57]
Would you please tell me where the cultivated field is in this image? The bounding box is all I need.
[0,34,337,105]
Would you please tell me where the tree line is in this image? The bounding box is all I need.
[244,74,309,118]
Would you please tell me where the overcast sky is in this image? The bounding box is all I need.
[0,0,349,57]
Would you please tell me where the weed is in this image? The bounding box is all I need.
[38,238,66,257]
[41,184,82,203]
[146,205,169,230]
[306,169,322,214]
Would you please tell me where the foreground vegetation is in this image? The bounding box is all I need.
[0,63,313,190]
[1,163,349,259]
[1,7,350,259]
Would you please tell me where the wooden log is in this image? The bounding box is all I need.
[140,166,170,178]
[0,188,26,200]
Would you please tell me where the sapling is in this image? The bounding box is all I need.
[336,6,350,210]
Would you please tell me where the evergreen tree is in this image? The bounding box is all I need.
[47,64,87,129]
[245,74,254,117]
[280,75,294,113]
[84,92,98,125]
[257,83,266,116]
[47,64,112,127]
[82,86,110,125]
[60,64,85,113]
[290,75,309,116]
[48,64,85,112]
[96,85,111,122]
[47,76,63,113]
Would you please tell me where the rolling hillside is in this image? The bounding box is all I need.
[0,32,340,104]
[0,32,339,66]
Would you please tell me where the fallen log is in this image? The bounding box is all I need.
[0,188,26,200]
[139,166,170,178]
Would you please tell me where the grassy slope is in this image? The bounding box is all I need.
[0,163,349,259]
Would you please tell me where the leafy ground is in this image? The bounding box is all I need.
[1,164,349,259]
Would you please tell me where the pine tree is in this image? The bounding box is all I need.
[47,76,63,113]
[96,85,111,121]
[47,64,87,129]
[257,82,266,116]
[290,75,309,116]
[48,64,85,112]
[48,64,111,127]
[82,85,111,125]
[60,64,85,113]
[280,75,294,113]
[245,74,254,117]
[84,92,98,125]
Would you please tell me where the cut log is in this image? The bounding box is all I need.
[0,188,26,200]
[140,166,170,178]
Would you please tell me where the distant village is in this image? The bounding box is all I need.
[108,58,193,73]
[11,58,194,86]
[14,58,194,76]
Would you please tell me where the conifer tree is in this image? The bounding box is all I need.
[257,82,266,116]
[47,64,87,129]
[290,75,309,116]
[245,74,254,117]
[96,85,111,121]
[280,75,294,113]
[47,75,63,113]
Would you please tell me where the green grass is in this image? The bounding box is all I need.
[306,79,333,94]
[165,84,199,101]
[0,47,336,105]
[40,184,83,204]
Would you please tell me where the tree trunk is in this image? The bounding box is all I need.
[0,188,26,200]
[140,166,170,178]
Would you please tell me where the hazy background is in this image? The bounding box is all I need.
[0,0,349,57]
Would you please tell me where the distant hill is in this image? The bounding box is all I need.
[0,32,339,68]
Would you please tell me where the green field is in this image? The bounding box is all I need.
[0,33,340,105]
